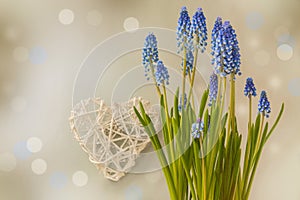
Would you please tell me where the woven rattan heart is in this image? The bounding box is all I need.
[69,97,158,181]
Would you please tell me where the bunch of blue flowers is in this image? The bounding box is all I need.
[134,6,284,200]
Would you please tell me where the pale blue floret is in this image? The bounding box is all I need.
[191,8,208,53]
[155,60,169,86]
[178,93,187,112]
[191,118,204,139]
[142,33,159,80]
[177,6,193,53]
[209,73,218,106]
[211,20,241,78]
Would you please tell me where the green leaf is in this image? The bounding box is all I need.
[265,103,284,142]
[199,89,209,118]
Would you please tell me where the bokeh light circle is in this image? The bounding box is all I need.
[49,172,68,189]
[14,141,31,160]
[31,158,47,175]
[125,185,143,200]
[246,12,264,30]
[277,44,293,61]
[123,17,139,32]
[26,137,43,153]
[288,78,300,96]
[59,9,74,25]
[72,171,88,187]
[29,47,47,65]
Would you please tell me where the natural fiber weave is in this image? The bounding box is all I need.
[69,97,158,181]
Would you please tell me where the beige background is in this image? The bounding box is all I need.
[0,0,300,199]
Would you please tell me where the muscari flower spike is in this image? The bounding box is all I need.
[191,8,208,53]
[181,50,194,74]
[191,118,204,139]
[244,77,257,97]
[209,73,218,106]
[155,60,169,86]
[211,17,222,58]
[177,6,193,53]
[212,21,241,78]
[142,33,159,80]
[178,93,187,112]
[258,91,271,118]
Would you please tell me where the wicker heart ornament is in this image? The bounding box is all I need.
[69,97,159,181]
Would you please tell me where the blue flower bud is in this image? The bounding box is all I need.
[258,91,271,118]
[244,77,257,97]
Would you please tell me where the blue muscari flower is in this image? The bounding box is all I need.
[258,91,271,118]
[211,17,222,58]
[209,73,218,106]
[178,93,187,112]
[142,33,159,80]
[191,8,208,53]
[212,21,241,78]
[155,60,169,86]
[177,6,193,53]
[244,77,257,97]
[181,50,194,74]
[191,118,204,139]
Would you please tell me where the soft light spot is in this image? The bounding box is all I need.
[26,137,43,153]
[59,9,74,25]
[268,143,280,154]
[50,172,67,189]
[254,50,270,66]
[11,96,27,112]
[29,47,47,64]
[14,141,31,160]
[248,38,260,48]
[0,153,17,172]
[277,44,293,61]
[288,78,300,96]
[13,47,29,62]
[4,27,19,41]
[125,185,143,200]
[72,171,88,187]
[269,76,282,89]
[31,159,47,175]
[123,17,139,32]
[246,12,264,30]
[86,10,102,26]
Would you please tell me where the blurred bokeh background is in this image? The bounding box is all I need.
[0,0,299,199]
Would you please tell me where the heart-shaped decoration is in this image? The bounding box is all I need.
[69,97,159,181]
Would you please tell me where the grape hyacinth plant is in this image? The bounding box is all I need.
[134,6,284,200]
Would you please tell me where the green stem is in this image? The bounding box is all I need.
[182,47,187,109]
[187,37,199,109]
[230,73,236,130]
[181,157,197,200]
[200,137,207,200]
[242,96,252,196]
[162,84,176,179]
